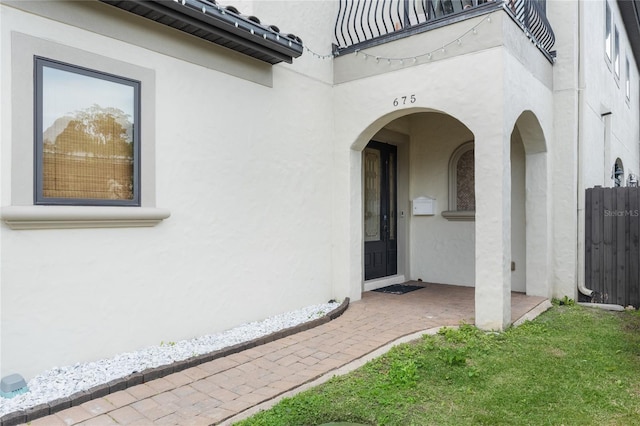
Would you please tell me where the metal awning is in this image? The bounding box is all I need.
[99,0,304,64]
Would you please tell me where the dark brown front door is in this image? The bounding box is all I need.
[364,141,397,280]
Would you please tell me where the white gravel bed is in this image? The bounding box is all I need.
[0,302,340,416]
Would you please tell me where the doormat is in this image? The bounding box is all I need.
[373,284,424,295]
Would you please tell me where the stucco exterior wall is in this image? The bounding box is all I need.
[332,11,554,328]
[511,133,526,293]
[548,0,640,299]
[240,0,338,85]
[334,12,505,84]
[502,39,555,301]
[2,0,631,380]
[0,2,335,379]
[546,0,579,300]
[409,113,475,287]
[332,45,506,302]
[580,0,640,189]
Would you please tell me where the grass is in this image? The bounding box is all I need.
[236,303,640,426]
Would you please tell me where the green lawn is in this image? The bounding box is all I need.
[236,303,640,426]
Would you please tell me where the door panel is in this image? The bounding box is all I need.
[364,141,397,280]
[364,148,381,243]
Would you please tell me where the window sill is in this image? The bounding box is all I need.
[442,210,475,221]
[1,205,170,230]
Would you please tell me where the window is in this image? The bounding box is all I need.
[605,2,612,62]
[35,58,140,206]
[1,32,169,230]
[614,27,620,78]
[442,141,475,221]
[625,57,631,100]
[455,149,475,210]
[613,159,624,187]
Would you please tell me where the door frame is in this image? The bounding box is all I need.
[363,140,398,281]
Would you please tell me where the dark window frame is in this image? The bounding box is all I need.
[34,56,141,206]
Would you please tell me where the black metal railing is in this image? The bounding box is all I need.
[334,0,555,54]
[506,0,555,52]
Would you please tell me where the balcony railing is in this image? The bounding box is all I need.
[334,0,555,56]
[506,0,555,53]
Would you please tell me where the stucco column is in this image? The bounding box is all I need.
[331,142,361,303]
[525,151,551,298]
[548,0,579,300]
[346,148,365,301]
[475,129,511,330]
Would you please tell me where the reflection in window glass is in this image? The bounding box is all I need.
[35,57,140,205]
[364,148,381,242]
[389,152,395,241]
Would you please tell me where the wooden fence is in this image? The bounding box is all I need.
[585,186,640,307]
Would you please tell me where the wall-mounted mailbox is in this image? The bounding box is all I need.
[412,196,436,216]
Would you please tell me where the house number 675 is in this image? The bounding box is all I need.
[393,95,416,106]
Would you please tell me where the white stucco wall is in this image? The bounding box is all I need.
[580,0,640,189]
[409,113,475,287]
[0,2,336,379]
[1,0,607,378]
[548,0,640,299]
[544,0,580,300]
[332,47,504,303]
[240,0,338,85]
[332,8,554,329]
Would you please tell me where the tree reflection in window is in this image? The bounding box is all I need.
[36,57,140,205]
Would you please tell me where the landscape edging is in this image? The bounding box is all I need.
[0,298,350,426]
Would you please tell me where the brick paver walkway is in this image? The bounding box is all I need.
[25,284,548,426]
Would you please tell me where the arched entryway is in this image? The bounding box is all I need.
[344,107,551,330]
[355,110,477,293]
[511,111,550,298]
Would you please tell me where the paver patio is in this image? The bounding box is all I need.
[23,283,549,425]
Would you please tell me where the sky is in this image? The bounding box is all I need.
[42,65,135,131]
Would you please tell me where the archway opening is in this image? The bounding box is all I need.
[355,110,476,292]
[511,111,549,297]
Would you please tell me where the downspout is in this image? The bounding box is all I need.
[576,0,594,298]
